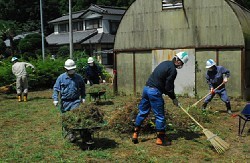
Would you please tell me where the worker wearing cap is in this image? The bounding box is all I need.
[52,59,86,113]
[132,51,189,146]
[52,59,86,142]
[85,57,106,85]
[11,57,35,102]
[202,59,232,114]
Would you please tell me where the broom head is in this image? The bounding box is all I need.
[203,129,230,154]
[0,85,11,94]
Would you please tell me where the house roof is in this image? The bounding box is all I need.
[48,4,126,24]
[46,29,98,45]
[87,4,126,15]
[48,10,86,24]
[81,33,115,44]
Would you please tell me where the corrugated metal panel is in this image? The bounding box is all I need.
[152,49,196,96]
[227,1,250,48]
[195,50,217,97]
[135,52,152,93]
[117,53,134,94]
[115,0,245,51]
[195,49,242,98]
[219,50,241,97]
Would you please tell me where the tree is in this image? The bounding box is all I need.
[0,20,17,55]
[0,39,6,55]
[17,33,47,55]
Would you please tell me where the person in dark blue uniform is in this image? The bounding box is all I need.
[85,57,106,86]
[202,59,232,114]
[52,59,86,142]
[132,51,189,146]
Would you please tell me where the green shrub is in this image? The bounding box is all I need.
[56,45,69,58]
[0,51,110,90]
[0,60,15,86]
[27,57,65,89]
[17,33,47,54]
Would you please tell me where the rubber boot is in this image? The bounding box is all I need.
[23,94,27,102]
[17,95,22,102]
[132,127,140,144]
[226,102,232,114]
[202,103,207,111]
[156,131,171,146]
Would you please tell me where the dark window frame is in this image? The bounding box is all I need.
[85,19,102,30]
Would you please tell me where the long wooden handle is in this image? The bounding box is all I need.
[179,104,205,130]
[192,82,224,107]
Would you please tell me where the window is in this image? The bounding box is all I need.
[162,0,183,9]
[85,19,101,30]
[73,21,83,31]
[110,21,120,34]
[58,24,69,33]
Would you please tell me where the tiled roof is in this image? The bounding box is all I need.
[48,4,126,24]
[46,29,98,45]
[81,33,115,44]
[48,10,85,24]
[88,4,126,15]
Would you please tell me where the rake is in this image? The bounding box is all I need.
[179,104,230,153]
[191,82,224,107]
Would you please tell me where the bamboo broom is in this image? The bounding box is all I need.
[179,104,230,153]
[0,82,16,93]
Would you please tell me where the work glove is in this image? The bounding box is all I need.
[103,80,106,83]
[223,77,228,83]
[172,98,179,107]
[53,101,58,106]
[87,80,90,85]
[82,99,85,103]
[210,88,215,95]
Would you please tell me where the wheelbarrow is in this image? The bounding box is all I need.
[71,126,101,144]
[87,91,106,101]
[62,125,102,149]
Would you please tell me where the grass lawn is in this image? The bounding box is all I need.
[0,88,250,162]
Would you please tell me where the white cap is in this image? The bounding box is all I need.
[176,51,189,64]
[64,59,76,70]
[88,57,94,63]
[206,59,216,68]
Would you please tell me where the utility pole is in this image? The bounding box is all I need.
[69,0,73,59]
[40,0,45,61]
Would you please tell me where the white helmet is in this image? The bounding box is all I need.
[87,57,94,63]
[206,59,216,68]
[176,51,189,64]
[11,57,18,62]
[64,59,76,70]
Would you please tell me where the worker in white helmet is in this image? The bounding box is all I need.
[202,59,232,114]
[11,57,35,102]
[85,57,106,85]
[52,59,86,142]
[132,51,189,146]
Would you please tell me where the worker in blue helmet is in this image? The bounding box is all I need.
[11,57,35,102]
[202,59,232,114]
